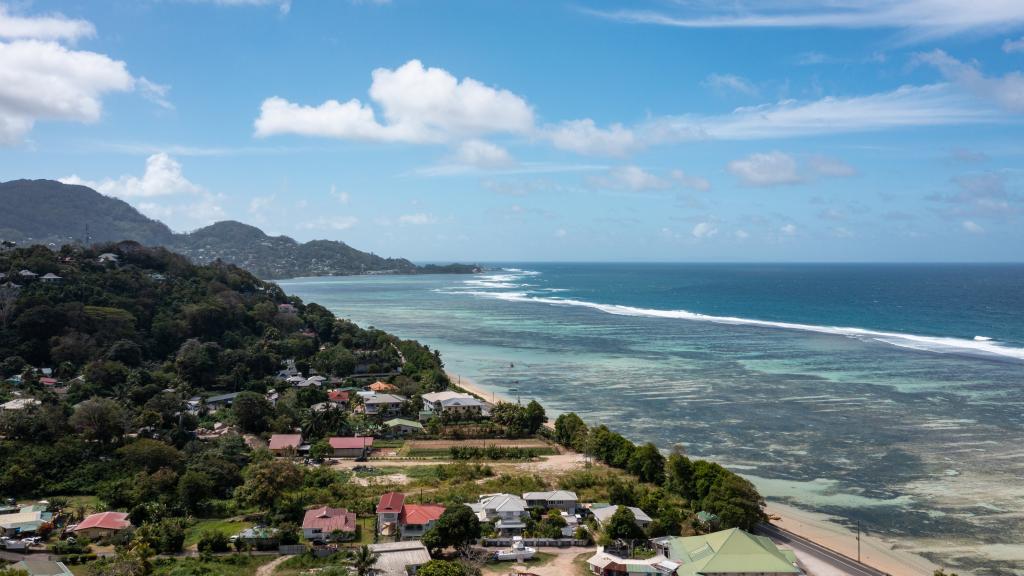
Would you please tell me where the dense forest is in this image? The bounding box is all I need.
[0,179,479,279]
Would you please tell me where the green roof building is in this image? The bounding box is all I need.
[656,528,802,576]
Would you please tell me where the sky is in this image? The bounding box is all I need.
[1,1,1024,262]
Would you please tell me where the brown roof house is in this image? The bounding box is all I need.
[268,434,303,456]
[302,506,357,543]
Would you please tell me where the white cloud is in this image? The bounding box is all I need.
[255,59,534,143]
[915,49,1024,113]
[670,170,712,191]
[301,216,359,231]
[137,77,174,110]
[61,153,201,198]
[703,73,758,96]
[780,223,798,236]
[195,0,292,14]
[962,220,985,234]
[735,229,750,240]
[249,194,274,213]
[544,119,637,156]
[692,222,719,239]
[1005,36,1024,53]
[0,5,95,41]
[808,155,857,177]
[589,165,671,191]
[0,39,134,144]
[585,1,1024,40]
[554,228,568,238]
[728,151,802,186]
[453,139,514,169]
[61,153,223,231]
[330,185,351,204]
[398,213,435,225]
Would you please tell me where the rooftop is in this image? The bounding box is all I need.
[666,528,801,576]
[268,434,303,450]
[368,541,431,576]
[328,436,374,449]
[302,507,356,533]
[376,492,406,514]
[401,504,445,525]
[74,511,130,532]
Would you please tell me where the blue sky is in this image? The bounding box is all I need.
[2,1,1024,262]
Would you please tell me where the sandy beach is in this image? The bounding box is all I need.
[448,371,512,404]
[766,502,941,576]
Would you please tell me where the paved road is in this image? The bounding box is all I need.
[756,523,890,576]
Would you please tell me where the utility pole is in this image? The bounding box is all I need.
[857,520,861,563]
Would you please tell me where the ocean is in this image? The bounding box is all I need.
[279,263,1024,575]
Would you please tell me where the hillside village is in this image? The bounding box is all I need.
[2,242,812,576]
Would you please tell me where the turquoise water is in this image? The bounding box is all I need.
[280,263,1024,575]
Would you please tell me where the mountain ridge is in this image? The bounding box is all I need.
[0,179,479,279]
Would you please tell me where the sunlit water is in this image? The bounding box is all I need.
[280,263,1024,575]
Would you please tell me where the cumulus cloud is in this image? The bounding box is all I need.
[330,185,351,204]
[0,39,134,144]
[453,139,514,169]
[255,59,534,143]
[584,1,1024,40]
[728,151,855,186]
[728,151,802,186]
[962,220,985,234]
[703,73,758,96]
[61,153,223,230]
[0,4,95,41]
[398,213,435,225]
[301,216,359,231]
[543,119,637,156]
[1003,37,1024,53]
[915,50,1024,113]
[589,165,711,192]
[692,222,718,239]
[780,223,798,236]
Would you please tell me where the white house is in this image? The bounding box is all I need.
[591,505,653,531]
[421,391,485,419]
[363,393,406,416]
[469,493,528,535]
[523,490,578,514]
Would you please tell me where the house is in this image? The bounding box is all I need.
[523,490,578,514]
[586,551,679,576]
[469,493,528,535]
[591,505,652,531]
[327,389,350,405]
[399,504,445,541]
[0,506,52,536]
[97,253,119,264]
[302,506,357,542]
[268,434,303,455]
[39,377,58,387]
[18,270,38,279]
[278,303,298,315]
[12,560,73,576]
[40,273,62,283]
[363,393,407,417]
[205,392,240,410]
[652,528,802,576]
[1,398,41,411]
[285,375,307,386]
[328,436,373,458]
[420,391,485,420]
[369,381,399,393]
[71,511,131,539]
[297,375,326,388]
[376,492,406,536]
[368,541,432,576]
[384,418,424,436]
[232,526,279,549]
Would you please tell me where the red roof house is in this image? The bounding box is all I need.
[328,436,373,457]
[302,507,356,542]
[327,390,350,403]
[376,492,406,514]
[268,434,302,454]
[399,504,446,539]
[72,512,131,538]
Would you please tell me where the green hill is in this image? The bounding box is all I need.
[0,179,479,279]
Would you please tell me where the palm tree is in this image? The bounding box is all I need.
[350,544,379,576]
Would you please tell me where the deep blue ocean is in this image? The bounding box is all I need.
[280,263,1024,575]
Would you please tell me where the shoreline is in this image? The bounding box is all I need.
[448,371,512,405]
[766,502,940,576]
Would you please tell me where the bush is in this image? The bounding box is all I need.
[197,529,230,553]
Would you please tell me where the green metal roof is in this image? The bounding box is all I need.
[667,528,800,575]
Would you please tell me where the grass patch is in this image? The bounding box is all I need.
[373,440,406,449]
[274,553,343,576]
[150,554,272,576]
[355,516,376,545]
[405,446,557,459]
[183,518,252,548]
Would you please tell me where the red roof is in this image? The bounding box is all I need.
[401,504,445,526]
[302,507,356,533]
[268,434,302,450]
[329,436,373,450]
[74,511,130,532]
[369,381,398,392]
[40,377,58,386]
[376,492,405,514]
[327,390,350,403]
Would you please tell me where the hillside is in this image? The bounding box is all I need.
[0,179,479,279]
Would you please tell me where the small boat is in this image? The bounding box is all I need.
[494,536,536,561]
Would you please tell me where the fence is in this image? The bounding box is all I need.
[480,538,588,548]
